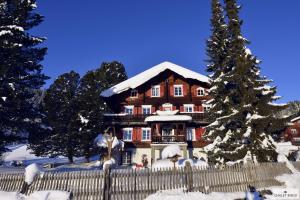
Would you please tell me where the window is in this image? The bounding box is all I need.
[151,85,160,97]
[203,104,211,112]
[124,106,134,115]
[174,85,183,97]
[291,129,298,135]
[142,128,151,141]
[162,103,173,111]
[123,128,133,141]
[130,90,138,98]
[197,87,205,96]
[184,104,194,113]
[142,105,152,115]
[122,151,132,165]
[186,128,196,141]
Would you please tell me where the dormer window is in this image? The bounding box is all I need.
[174,85,183,97]
[197,87,206,96]
[151,85,160,97]
[130,89,138,98]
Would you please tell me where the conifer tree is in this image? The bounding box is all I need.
[0,0,48,155]
[205,0,229,124]
[43,71,81,163]
[75,61,127,162]
[205,0,286,165]
[100,61,128,88]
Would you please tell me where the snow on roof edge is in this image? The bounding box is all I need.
[101,61,210,97]
[291,116,300,122]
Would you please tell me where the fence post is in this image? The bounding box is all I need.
[184,161,193,192]
[103,165,111,200]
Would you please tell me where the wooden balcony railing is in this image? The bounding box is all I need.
[152,135,186,143]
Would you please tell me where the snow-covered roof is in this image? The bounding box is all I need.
[101,61,210,97]
[145,115,192,122]
[291,116,300,123]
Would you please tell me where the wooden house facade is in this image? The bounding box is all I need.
[283,116,300,146]
[101,62,211,166]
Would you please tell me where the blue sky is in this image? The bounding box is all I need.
[32,0,300,103]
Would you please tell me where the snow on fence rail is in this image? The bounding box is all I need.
[0,162,298,200]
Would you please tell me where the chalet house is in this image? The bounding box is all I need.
[101,61,211,166]
[283,116,300,146]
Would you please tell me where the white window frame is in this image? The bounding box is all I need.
[142,105,152,115]
[151,85,160,97]
[141,128,151,141]
[186,128,196,141]
[130,89,138,98]
[174,84,183,97]
[197,87,206,96]
[162,103,173,111]
[203,104,211,112]
[183,104,194,113]
[123,128,133,141]
[291,129,298,135]
[124,105,134,115]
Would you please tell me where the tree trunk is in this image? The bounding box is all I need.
[68,155,74,163]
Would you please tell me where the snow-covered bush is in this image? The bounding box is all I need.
[94,133,124,167]
[161,144,181,159]
[25,163,42,185]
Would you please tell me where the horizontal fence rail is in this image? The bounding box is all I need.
[0,162,299,200]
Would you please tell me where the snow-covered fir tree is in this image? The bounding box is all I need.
[30,62,127,162]
[0,0,48,155]
[205,0,287,165]
[205,0,229,125]
[75,62,127,162]
[43,71,81,163]
[100,61,128,89]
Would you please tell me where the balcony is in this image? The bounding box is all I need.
[104,113,208,125]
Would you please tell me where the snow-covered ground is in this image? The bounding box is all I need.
[1,144,99,172]
[0,190,70,200]
[145,172,300,200]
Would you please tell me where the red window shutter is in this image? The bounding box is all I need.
[146,88,151,97]
[195,128,205,140]
[136,128,141,141]
[133,128,137,141]
[180,106,184,112]
[138,107,142,115]
[183,84,187,96]
[134,107,138,115]
[170,85,174,96]
[160,84,164,97]
[194,106,198,112]
[199,105,204,112]
[151,106,156,113]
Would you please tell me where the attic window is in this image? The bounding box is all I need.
[130,90,138,98]
[151,85,160,97]
[174,85,183,97]
[197,87,205,96]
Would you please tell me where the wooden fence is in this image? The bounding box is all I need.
[0,162,298,200]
